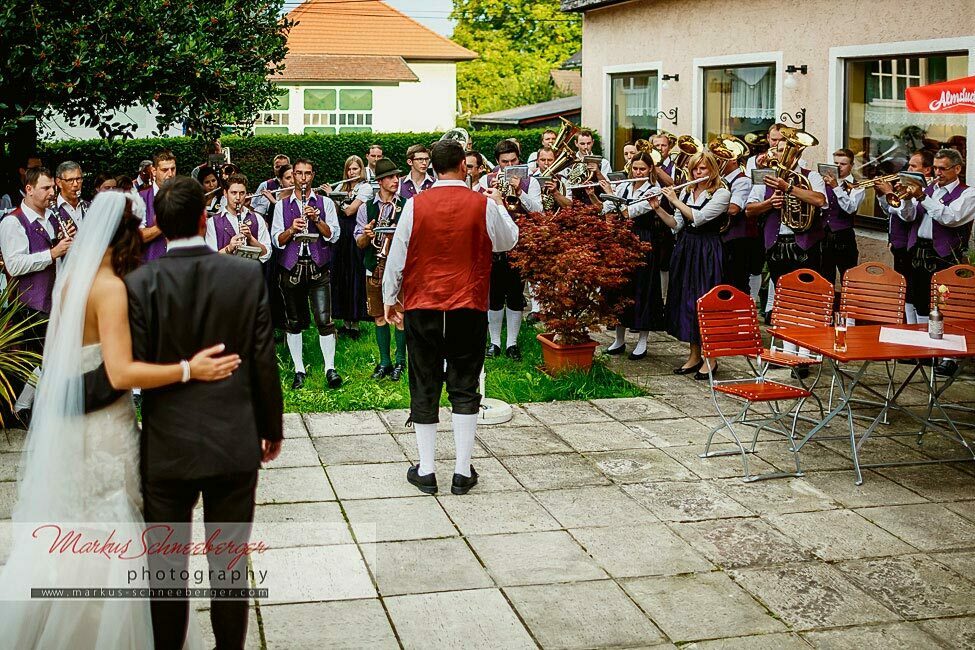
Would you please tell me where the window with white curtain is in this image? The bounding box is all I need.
[610,72,659,171]
[702,64,777,143]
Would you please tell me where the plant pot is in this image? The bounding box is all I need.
[536,332,599,375]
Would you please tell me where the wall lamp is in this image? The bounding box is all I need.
[784,65,808,89]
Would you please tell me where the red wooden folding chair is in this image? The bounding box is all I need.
[697,285,812,482]
[761,268,834,420]
[831,262,907,421]
[923,264,975,431]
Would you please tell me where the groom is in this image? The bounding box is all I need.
[85,176,283,650]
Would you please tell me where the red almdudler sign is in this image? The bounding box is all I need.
[905,75,975,114]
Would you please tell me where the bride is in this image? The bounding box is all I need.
[0,189,239,648]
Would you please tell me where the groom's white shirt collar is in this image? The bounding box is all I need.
[167,235,207,250]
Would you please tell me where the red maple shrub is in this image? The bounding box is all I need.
[509,204,652,346]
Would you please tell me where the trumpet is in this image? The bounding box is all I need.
[846,173,899,190]
[494,173,522,213]
[885,177,932,208]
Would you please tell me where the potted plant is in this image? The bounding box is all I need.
[510,204,650,374]
[0,283,45,429]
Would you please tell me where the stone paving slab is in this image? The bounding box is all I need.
[468,530,608,586]
[569,523,714,578]
[260,600,399,649]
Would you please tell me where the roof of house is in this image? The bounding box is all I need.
[562,50,582,69]
[470,95,582,126]
[560,0,628,11]
[275,54,418,83]
[286,0,477,62]
[550,69,582,96]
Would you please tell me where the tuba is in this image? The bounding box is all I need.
[538,146,576,212]
[624,139,662,176]
[768,128,819,232]
[671,135,702,184]
[552,116,580,152]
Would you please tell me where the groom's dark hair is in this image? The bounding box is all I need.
[155,176,204,240]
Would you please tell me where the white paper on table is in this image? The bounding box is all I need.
[878,327,969,352]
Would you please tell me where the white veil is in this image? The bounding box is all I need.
[0,190,157,648]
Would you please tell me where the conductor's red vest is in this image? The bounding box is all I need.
[402,185,493,311]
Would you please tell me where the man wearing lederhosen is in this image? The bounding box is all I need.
[271,159,343,390]
[0,167,71,423]
[383,139,518,496]
[355,158,409,382]
[820,148,864,298]
[876,151,933,325]
[889,148,974,377]
[478,139,542,360]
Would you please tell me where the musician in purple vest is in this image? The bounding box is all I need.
[54,160,87,233]
[876,150,933,324]
[745,138,828,311]
[652,132,678,187]
[251,154,290,221]
[139,149,178,262]
[820,148,864,291]
[719,147,756,295]
[205,173,271,263]
[889,148,974,376]
[271,158,343,390]
[0,167,72,422]
[400,144,435,199]
[478,139,541,361]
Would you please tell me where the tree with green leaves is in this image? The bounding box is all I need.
[0,0,292,153]
[450,0,581,119]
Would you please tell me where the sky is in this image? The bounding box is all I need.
[383,0,455,37]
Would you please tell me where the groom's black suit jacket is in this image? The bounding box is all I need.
[85,245,283,482]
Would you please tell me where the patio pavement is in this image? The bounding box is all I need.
[2,332,975,648]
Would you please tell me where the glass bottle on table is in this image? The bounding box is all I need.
[833,311,848,353]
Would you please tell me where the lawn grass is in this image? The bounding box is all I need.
[276,321,644,413]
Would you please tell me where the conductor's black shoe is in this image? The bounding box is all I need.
[485,344,502,358]
[628,350,647,361]
[345,327,362,341]
[291,372,306,390]
[505,345,522,361]
[451,466,479,495]
[605,344,626,356]
[325,369,343,389]
[792,367,810,380]
[391,363,405,382]
[371,364,392,380]
[407,464,438,495]
[934,360,959,377]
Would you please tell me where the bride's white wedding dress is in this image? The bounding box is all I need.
[0,191,197,649]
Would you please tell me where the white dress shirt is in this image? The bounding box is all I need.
[673,187,732,231]
[270,191,341,249]
[0,202,57,277]
[382,179,519,305]
[890,179,975,239]
[477,174,544,213]
[831,175,865,214]
[138,183,160,227]
[168,235,207,251]
[56,195,86,223]
[724,170,753,211]
[205,208,273,263]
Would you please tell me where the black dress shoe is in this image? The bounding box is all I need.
[505,345,522,361]
[325,369,343,389]
[694,363,717,381]
[371,364,392,380]
[291,371,306,390]
[764,311,773,325]
[674,361,703,375]
[791,367,810,380]
[485,344,502,358]
[391,363,405,381]
[346,328,361,341]
[628,350,647,361]
[451,465,479,495]
[605,344,626,356]
[407,464,438,495]
[934,359,959,377]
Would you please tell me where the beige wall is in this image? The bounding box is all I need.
[580,0,975,176]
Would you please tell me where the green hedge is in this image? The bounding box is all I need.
[39,129,550,193]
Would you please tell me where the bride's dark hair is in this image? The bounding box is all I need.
[110,196,144,277]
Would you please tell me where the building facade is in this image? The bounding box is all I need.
[564,0,974,224]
